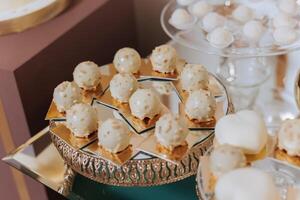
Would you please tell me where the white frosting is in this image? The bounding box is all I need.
[66,103,98,137]
[215,168,280,200]
[278,119,300,156]
[98,118,131,153]
[189,1,213,18]
[113,48,141,74]
[150,44,177,73]
[73,61,101,90]
[215,110,268,154]
[155,113,189,148]
[169,8,194,28]
[110,73,138,103]
[209,145,246,178]
[273,27,297,45]
[278,0,298,16]
[232,5,253,23]
[207,27,234,49]
[185,89,216,121]
[243,20,265,42]
[180,64,209,93]
[202,12,226,32]
[53,81,82,113]
[129,89,161,120]
[177,0,195,6]
[273,12,297,28]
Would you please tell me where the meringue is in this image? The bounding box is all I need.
[273,27,297,45]
[73,61,101,90]
[278,0,297,16]
[113,48,141,74]
[150,44,177,74]
[177,0,195,6]
[202,12,226,32]
[169,8,194,29]
[66,103,98,137]
[207,27,234,48]
[189,1,213,18]
[209,145,246,178]
[215,110,268,154]
[98,118,131,153]
[180,64,209,93]
[215,168,280,200]
[185,89,216,121]
[53,81,82,113]
[155,113,189,149]
[278,119,300,156]
[110,73,138,103]
[243,20,265,42]
[232,5,253,23]
[129,89,161,120]
[273,12,297,28]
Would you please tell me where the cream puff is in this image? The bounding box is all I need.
[129,88,161,121]
[53,81,82,113]
[169,8,195,29]
[150,44,178,74]
[202,12,226,32]
[184,89,216,125]
[275,119,300,167]
[232,5,253,23]
[180,64,209,93]
[273,12,297,28]
[66,103,98,138]
[98,118,131,153]
[209,145,246,178]
[215,168,280,200]
[155,113,189,159]
[215,110,268,161]
[113,47,141,74]
[188,1,213,18]
[73,61,101,91]
[243,20,265,42]
[109,73,138,103]
[207,27,234,49]
[278,0,298,16]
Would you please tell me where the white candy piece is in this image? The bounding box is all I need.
[215,168,280,200]
[278,0,297,16]
[189,1,213,18]
[169,8,194,29]
[209,145,246,178]
[232,5,254,23]
[202,12,226,32]
[155,113,189,149]
[278,119,300,156]
[66,103,98,137]
[113,48,141,74]
[215,110,268,154]
[177,0,195,6]
[273,12,297,28]
[129,89,161,120]
[243,20,265,42]
[180,64,209,93]
[185,89,216,121]
[273,27,297,45]
[207,27,234,49]
[73,61,101,90]
[53,81,82,113]
[150,44,177,73]
[98,118,131,153]
[110,73,138,103]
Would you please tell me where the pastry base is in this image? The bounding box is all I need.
[97,144,133,165]
[245,146,267,163]
[156,141,188,160]
[133,113,161,128]
[82,83,103,104]
[274,148,300,167]
[187,115,216,128]
[151,69,178,79]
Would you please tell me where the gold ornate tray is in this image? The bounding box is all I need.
[48,62,234,186]
[0,0,70,35]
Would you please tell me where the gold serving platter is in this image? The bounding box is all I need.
[0,0,70,36]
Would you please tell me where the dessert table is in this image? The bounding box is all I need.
[2,127,198,200]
